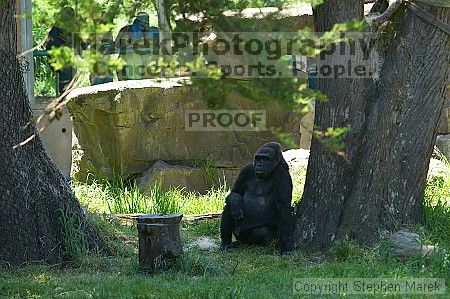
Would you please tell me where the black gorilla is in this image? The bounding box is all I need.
[220,142,294,254]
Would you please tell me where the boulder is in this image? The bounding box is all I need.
[389,231,446,260]
[428,156,450,179]
[435,135,450,161]
[282,148,310,171]
[137,160,239,194]
[67,78,313,185]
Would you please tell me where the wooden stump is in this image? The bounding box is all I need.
[137,214,183,270]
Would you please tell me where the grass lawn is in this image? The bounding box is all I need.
[1,163,449,298]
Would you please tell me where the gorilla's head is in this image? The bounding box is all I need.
[253,142,287,180]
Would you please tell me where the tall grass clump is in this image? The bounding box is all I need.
[104,175,150,214]
[422,154,450,247]
[148,182,183,214]
[73,176,226,215]
[72,179,110,214]
[59,208,90,261]
[180,185,227,215]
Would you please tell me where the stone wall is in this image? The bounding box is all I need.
[67,78,312,192]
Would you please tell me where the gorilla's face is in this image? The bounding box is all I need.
[253,146,279,180]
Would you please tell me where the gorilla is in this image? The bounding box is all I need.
[220,142,294,254]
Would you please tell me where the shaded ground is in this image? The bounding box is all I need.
[1,154,449,298]
[1,214,449,298]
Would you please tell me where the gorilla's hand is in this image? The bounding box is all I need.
[226,192,244,221]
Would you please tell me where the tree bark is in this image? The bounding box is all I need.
[295,0,449,250]
[0,0,101,266]
[158,0,172,54]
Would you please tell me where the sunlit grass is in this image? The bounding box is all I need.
[73,178,226,216]
[423,157,450,247]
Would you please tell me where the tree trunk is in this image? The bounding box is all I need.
[294,0,449,250]
[137,214,183,271]
[0,0,101,266]
[158,0,172,54]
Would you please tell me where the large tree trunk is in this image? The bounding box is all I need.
[0,0,100,266]
[294,0,449,250]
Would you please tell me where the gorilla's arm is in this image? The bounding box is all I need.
[220,164,252,252]
[226,192,244,220]
[231,163,253,195]
[220,192,244,252]
[273,165,294,253]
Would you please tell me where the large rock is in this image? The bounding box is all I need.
[137,160,239,194]
[435,135,450,161]
[282,148,310,171]
[67,78,312,183]
[389,231,446,260]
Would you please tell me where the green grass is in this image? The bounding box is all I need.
[72,177,227,216]
[423,175,450,248]
[1,164,449,298]
[1,217,449,298]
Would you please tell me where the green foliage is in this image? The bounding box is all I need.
[331,241,364,262]
[3,167,450,295]
[314,126,351,155]
[169,250,228,276]
[181,186,228,215]
[86,214,136,257]
[423,174,450,247]
[184,219,222,237]
[101,176,184,215]
[34,57,57,96]
[291,163,307,204]
[74,165,305,216]
[48,46,75,71]
[59,208,91,261]
[202,159,220,185]
[32,0,59,45]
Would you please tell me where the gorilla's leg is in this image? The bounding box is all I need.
[244,226,276,245]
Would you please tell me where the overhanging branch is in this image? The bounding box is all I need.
[367,0,404,28]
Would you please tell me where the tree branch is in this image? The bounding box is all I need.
[367,0,404,28]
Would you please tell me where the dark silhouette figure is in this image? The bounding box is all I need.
[220,142,294,254]
[115,12,160,80]
[45,7,82,94]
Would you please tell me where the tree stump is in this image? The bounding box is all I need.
[137,214,183,271]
